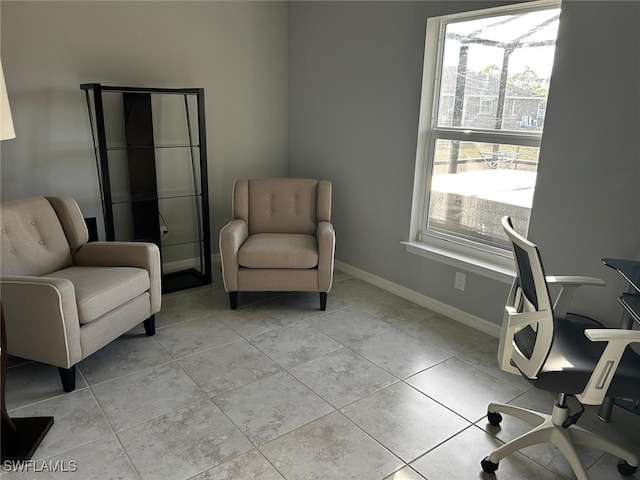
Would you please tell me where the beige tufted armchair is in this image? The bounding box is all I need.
[0,196,161,392]
[219,178,335,310]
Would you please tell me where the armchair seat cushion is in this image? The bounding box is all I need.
[48,266,150,324]
[238,233,318,269]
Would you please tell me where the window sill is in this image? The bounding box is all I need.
[402,240,515,284]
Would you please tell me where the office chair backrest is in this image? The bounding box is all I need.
[499,216,554,379]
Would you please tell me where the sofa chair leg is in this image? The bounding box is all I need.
[143,315,156,336]
[229,292,239,310]
[58,366,76,393]
[320,292,327,311]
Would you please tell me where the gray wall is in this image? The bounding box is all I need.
[288,1,640,326]
[530,0,640,322]
[1,1,289,241]
[2,1,638,327]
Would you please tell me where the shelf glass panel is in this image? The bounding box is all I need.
[105,146,202,202]
[121,230,203,247]
[100,90,200,150]
[155,147,202,197]
[162,240,207,279]
[111,190,202,204]
[112,196,204,243]
[160,230,204,247]
[105,144,200,151]
[157,196,204,246]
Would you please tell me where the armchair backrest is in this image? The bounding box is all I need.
[498,216,554,379]
[1,196,88,276]
[233,178,332,235]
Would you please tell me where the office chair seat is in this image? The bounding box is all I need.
[515,313,640,398]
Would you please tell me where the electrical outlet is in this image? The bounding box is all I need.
[454,272,466,291]
[160,226,169,235]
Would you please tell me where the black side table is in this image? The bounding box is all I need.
[597,258,640,422]
[1,306,54,462]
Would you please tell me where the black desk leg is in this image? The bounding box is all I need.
[597,397,615,422]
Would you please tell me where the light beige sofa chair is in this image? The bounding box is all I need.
[0,196,161,392]
[219,178,335,310]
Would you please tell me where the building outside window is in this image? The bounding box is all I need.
[479,99,493,116]
[408,0,561,276]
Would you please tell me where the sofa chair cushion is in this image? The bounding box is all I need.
[1,196,74,276]
[238,233,318,269]
[236,179,319,236]
[48,266,150,324]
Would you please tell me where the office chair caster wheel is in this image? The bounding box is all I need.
[617,460,637,476]
[481,456,499,473]
[487,411,503,426]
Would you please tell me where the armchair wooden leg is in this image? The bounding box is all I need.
[229,292,239,310]
[320,292,328,311]
[143,315,156,336]
[58,366,76,393]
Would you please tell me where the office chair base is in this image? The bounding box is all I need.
[483,401,639,480]
[618,460,638,476]
[481,456,499,473]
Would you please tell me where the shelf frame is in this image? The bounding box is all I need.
[81,83,212,293]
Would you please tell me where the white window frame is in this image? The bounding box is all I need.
[404,0,560,283]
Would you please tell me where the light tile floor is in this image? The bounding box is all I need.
[3,269,640,479]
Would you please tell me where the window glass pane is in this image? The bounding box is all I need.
[427,139,539,249]
[436,9,559,132]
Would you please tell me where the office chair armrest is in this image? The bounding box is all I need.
[576,328,640,405]
[546,275,606,319]
[585,329,640,342]
[219,220,248,292]
[0,276,82,368]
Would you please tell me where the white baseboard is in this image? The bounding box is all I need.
[165,254,500,337]
[334,260,501,337]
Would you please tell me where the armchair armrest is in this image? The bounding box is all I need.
[0,276,82,368]
[74,241,159,269]
[74,241,161,314]
[546,275,606,318]
[219,220,248,292]
[577,328,640,405]
[317,221,336,292]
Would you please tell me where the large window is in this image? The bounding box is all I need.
[408,0,560,273]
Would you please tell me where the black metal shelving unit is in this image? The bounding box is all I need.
[81,83,211,293]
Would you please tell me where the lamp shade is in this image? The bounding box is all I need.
[0,59,16,141]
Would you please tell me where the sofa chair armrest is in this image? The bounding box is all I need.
[74,241,161,314]
[0,276,82,368]
[219,220,248,292]
[317,221,336,292]
[546,275,606,319]
[577,328,640,405]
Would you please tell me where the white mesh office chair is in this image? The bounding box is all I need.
[481,216,640,479]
